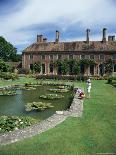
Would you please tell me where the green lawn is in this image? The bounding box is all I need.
[0,77,37,87]
[0,80,116,155]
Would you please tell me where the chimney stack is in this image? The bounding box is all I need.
[108,36,113,41]
[108,36,115,41]
[43,38,47,43]
[102,28,107,43]
[37,35,43,43]
[112,36,115,41]
[55,30,60,43]
[86,29,90,43]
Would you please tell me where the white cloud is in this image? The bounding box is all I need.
[0,0,116,50]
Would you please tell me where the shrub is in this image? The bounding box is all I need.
[0,116,37,133]
[0,72,18,80]
[18,68,30,74]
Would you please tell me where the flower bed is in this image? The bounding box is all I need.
[25,102,54,111]
[0,116,37,133]
[40,94,64,100]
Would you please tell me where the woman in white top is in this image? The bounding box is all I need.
[86,79,91,98]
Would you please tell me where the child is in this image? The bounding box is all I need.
[76,88,85,99]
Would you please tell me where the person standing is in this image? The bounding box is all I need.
[86,78,91,98]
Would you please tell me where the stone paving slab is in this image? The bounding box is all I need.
[0,94,83,145]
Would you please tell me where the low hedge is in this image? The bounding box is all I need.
[0,72,18,80]
[107,77,116,84]
[36,75,110,81]
[36,75,88,81]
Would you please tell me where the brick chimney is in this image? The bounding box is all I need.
[43,38,47,43]
[108,36,113,41]
[112,36,115,41]
[86,29,90,43]
[102,28,107,43]
[55,30,60,43]
[37,35,43,43]
[108,36,115,41]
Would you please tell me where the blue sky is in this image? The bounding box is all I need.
[0,0,116,53]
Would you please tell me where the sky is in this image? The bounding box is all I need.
[0,0,116,53]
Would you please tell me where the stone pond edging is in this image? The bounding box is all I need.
[0,93,83,145]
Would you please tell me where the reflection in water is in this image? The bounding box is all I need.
[0,85,73,120]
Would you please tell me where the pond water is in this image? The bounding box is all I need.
[0,85,73,120]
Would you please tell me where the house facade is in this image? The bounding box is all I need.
[22,28,116,76]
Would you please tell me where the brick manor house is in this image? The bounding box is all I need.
[22,28,116,76]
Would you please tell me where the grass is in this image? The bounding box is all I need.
[0,77,37,87]
[0,80,116,155]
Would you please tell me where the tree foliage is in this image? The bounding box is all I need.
[104,59,113,75]
[0,59,10,72]
[33,62,41,73]
[0,36,21,62]
[54,59,80,75]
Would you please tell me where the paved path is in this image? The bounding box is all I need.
[0,94,83,145]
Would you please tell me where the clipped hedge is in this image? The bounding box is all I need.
[107,77,116,86]
[36,75,88,81]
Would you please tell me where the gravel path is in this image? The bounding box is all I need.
[0,94,83,145]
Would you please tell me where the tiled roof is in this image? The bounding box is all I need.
[23,41,116,53]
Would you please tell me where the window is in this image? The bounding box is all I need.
[50,54,53,60]
[58,54,62,59]
[69,54,73,59]
[90,55,94,59]
[90,65,94,75]
[29,54,33,60]
[49,64,54,73]
[112,54,116,60]
[30,64,33,70]
[54,54,58,60]
[114,64,116,72]
[99,54,104,60]
[41,55,45,60]
[85,55,90,59]
[81,54,85,59]
[42,64,45,74]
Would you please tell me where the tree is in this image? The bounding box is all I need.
[0,59,10,72]
[0,36,20,62]
[104,59,113,76]
[33,62,41,73]
[54,59,80,75]
[61,59,69,75]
